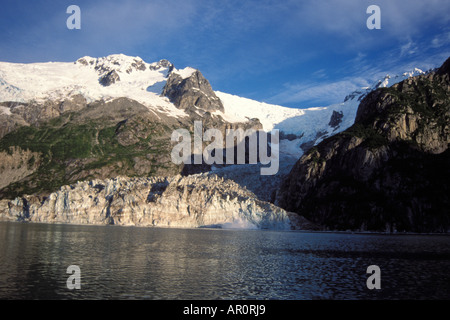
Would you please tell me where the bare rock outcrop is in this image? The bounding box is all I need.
[99,70,120,86]
[0,147,41,189]
[162,70,225,113]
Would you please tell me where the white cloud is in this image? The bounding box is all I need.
[267,77,370,107]
[431,31,450,48]
[400,39,418,56]
[311,69,328,80]
[266,45,449,108]
[281,0,450,41]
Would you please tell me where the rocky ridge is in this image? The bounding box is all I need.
[275,57,450,233]
[162,69,225,114]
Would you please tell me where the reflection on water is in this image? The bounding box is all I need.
[0,221,449,299]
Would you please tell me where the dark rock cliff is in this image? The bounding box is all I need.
[275,57,450,233]
[162,70,225,114]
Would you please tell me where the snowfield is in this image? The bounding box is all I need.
[0,54,187,118]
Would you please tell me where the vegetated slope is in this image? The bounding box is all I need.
[0,98,184,199]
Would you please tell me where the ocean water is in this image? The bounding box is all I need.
[0,221,449,300]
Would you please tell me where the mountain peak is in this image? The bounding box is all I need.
[171,66,197,79]
[162,68,224,113]
[344,67,427,103]
[76,54,151,77]
[149,59,174,72]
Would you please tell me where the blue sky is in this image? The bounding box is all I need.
[0,0,449,108]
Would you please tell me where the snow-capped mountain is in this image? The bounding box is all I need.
[0,53,426,162]
[0,54,188,118]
